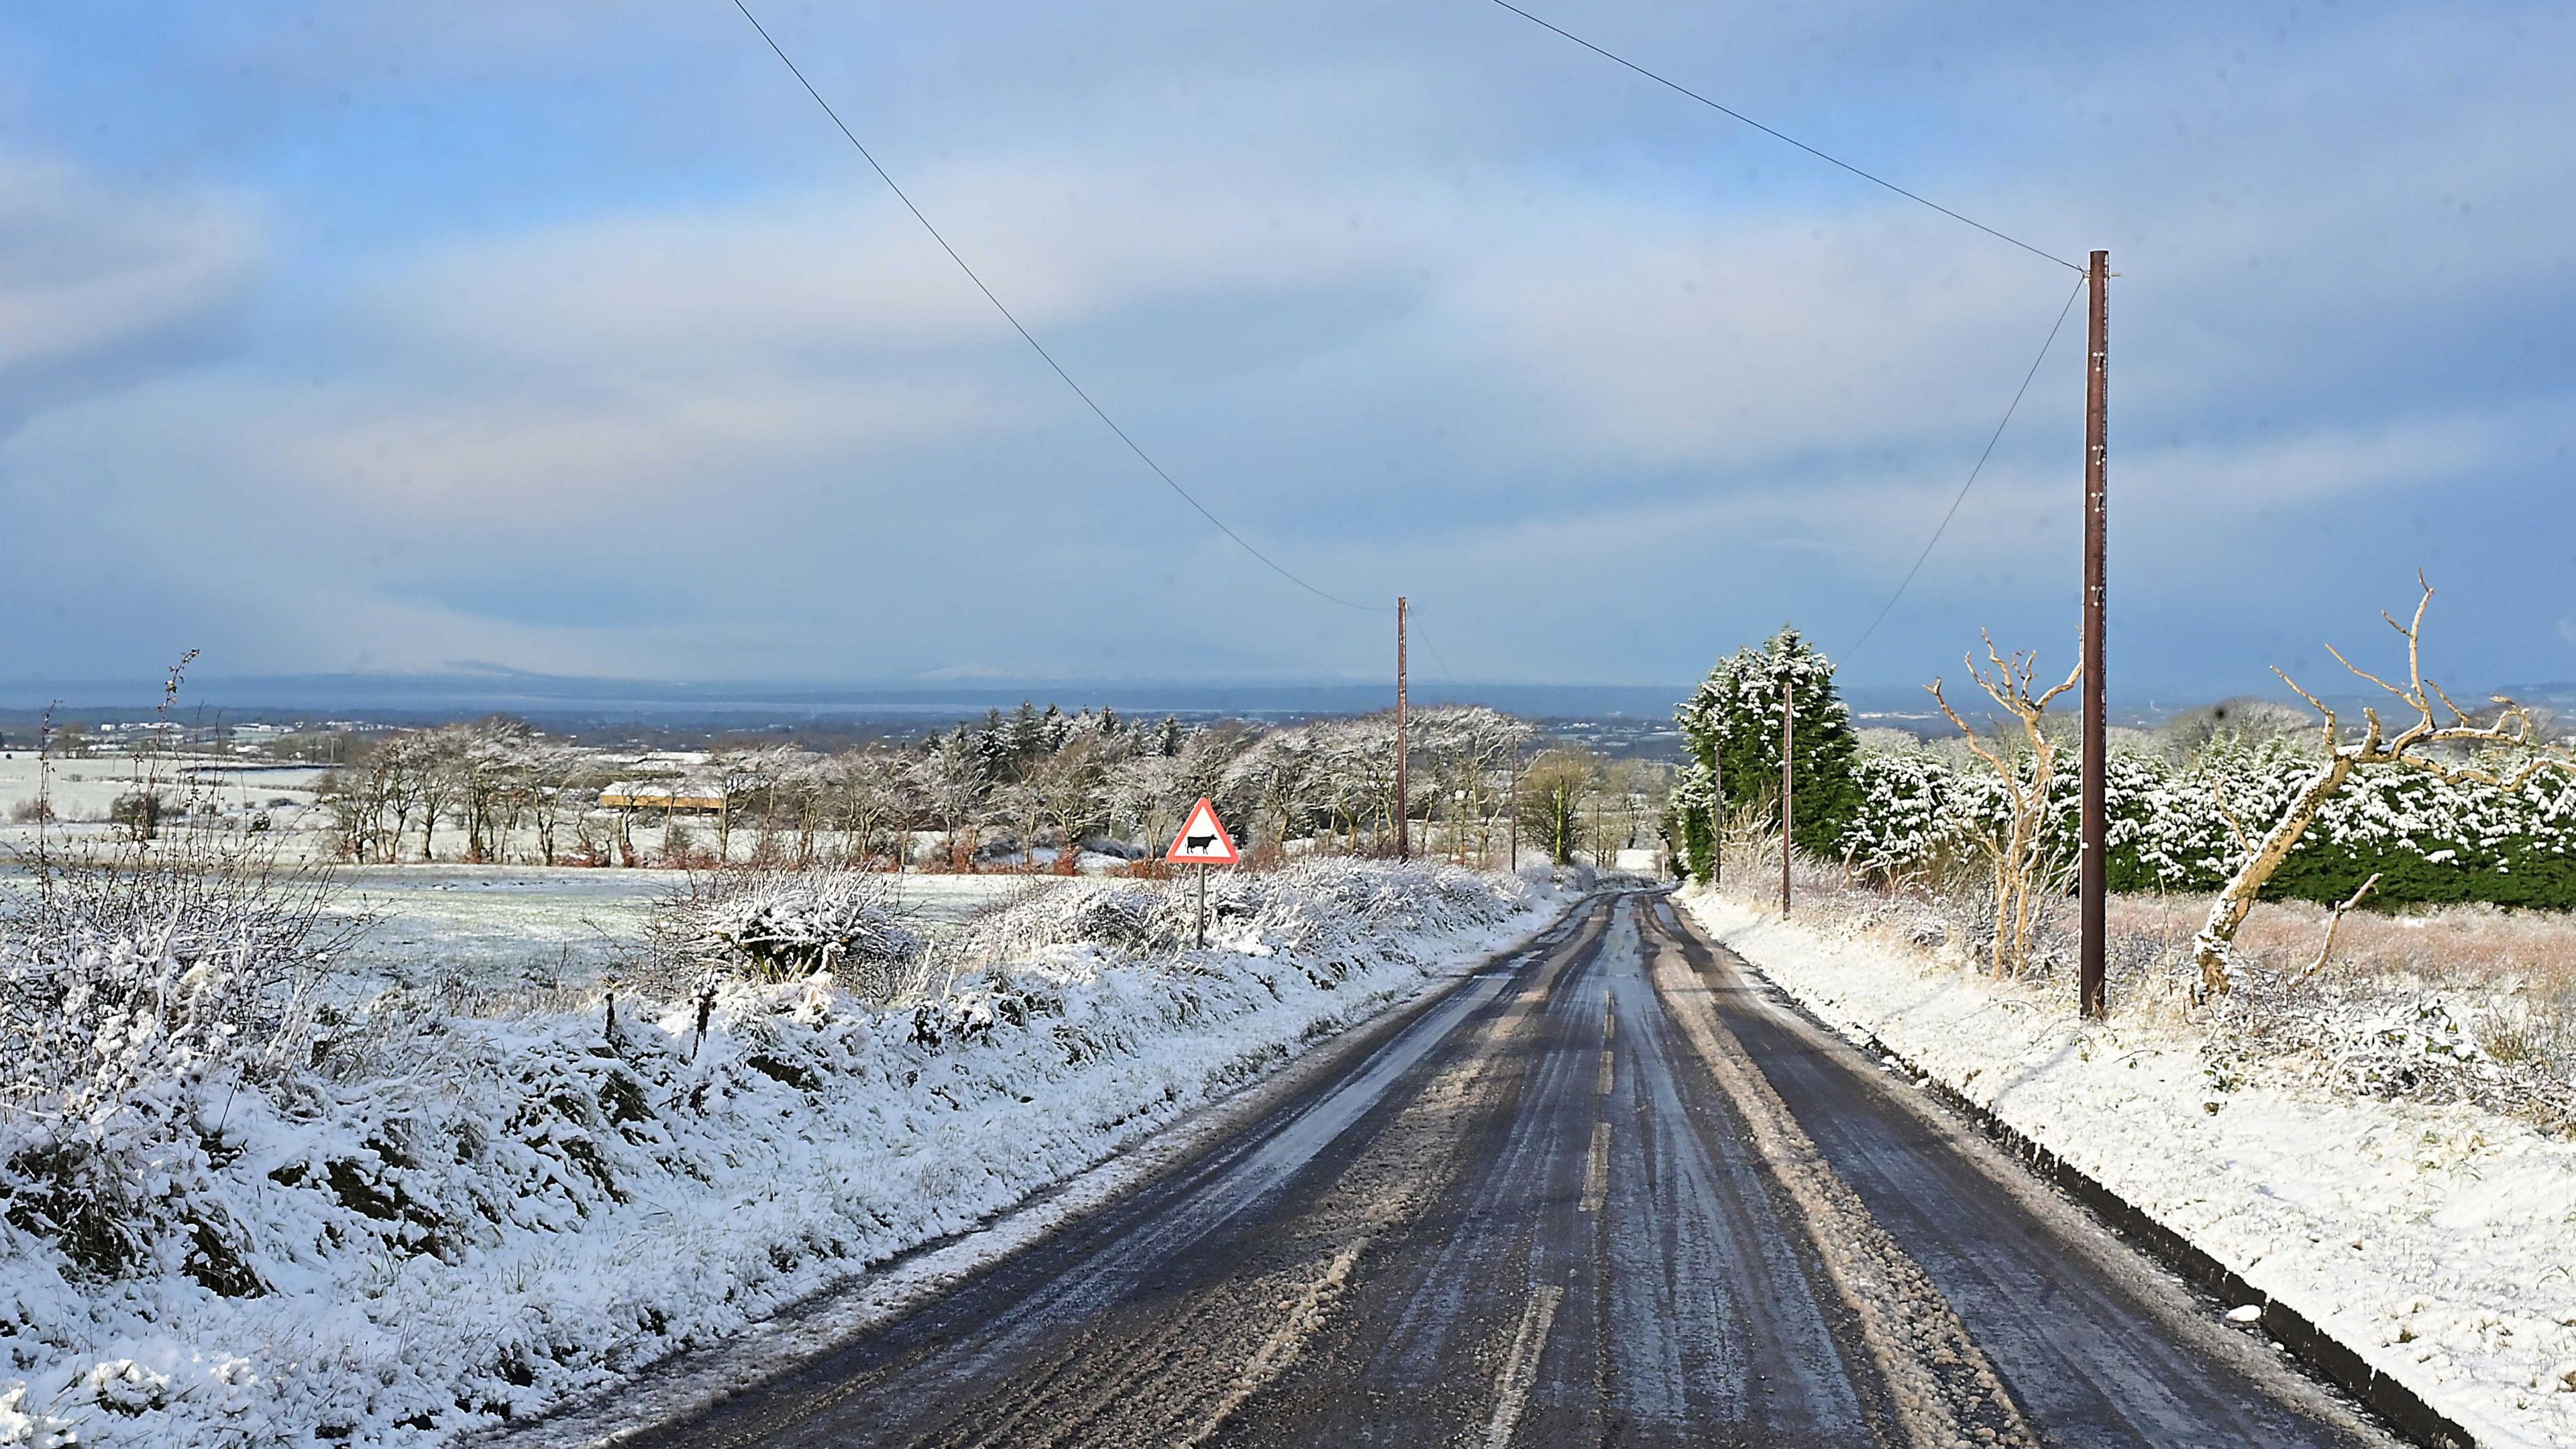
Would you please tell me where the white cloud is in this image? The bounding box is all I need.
[0,156,260,400]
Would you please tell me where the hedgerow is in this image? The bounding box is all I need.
[1837,737,2576,908]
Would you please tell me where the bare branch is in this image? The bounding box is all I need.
[2272,665,2341,749]
[2030,658,2084,714]
[2294,872,2381,985]
[2426,677,2474,728]
[2207,774,2252,857]
[2325,641,2412,707]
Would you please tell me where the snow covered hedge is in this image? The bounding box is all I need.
[0,857,1554,1448]
[645,867,922,997]
[1837,737,2576,908]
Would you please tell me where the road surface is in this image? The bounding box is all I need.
[606,892,2387,1448]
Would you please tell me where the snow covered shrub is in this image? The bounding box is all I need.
[0,847,354,1291]
[1833,736,2576,910]
[646,866,922,998]
[951,861,1542,996]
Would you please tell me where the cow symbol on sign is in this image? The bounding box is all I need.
[1165,798,1238,951]
[1165,799,1238,865]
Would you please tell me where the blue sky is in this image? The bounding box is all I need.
[2,0,2571,699]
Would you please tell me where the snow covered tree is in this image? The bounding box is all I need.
[1676,627,1860,857]
[1666,762,1719,881]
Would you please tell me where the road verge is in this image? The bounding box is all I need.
[1676,887,2565,1449]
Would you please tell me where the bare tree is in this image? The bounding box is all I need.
[1031,738,1106,862]
[1928,635,2082,979]
[1517,748,1597,867]
[2191,576,2576,996]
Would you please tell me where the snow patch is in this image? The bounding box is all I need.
[1680,887,2576,1449]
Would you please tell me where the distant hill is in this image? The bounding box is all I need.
[0,670,1693,729]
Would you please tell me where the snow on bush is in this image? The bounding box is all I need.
[959,859,1544,969]
[0,855,354,1298]
[645,866,921,998]
[0,857,1554,1448]
[1835,737,2576,908]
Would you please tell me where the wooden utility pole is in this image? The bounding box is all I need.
[1780,657,1795,917]
[1395,596,1409,863]
[2080,250,2110,1020]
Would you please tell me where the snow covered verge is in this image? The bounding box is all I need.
[0,860,1568,1448]
[1680,885,2576,1449]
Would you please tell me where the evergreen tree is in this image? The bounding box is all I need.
[1156,714,1186,757]
[971,709,1014,781]
[1003,700,1047,769]
[1674,627,1860,858]
[1666,762,1719,882]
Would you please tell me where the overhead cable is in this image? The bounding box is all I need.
[730,0,1383,611]
[1481,0,2085,274]
[1840,272,2088,661]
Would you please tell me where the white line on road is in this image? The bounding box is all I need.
[1580,1121,1609,1214]
[1483,1283,1566,1448]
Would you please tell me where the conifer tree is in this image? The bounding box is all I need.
[1675,627,1860,859]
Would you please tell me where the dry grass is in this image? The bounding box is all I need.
[1717,841,2576,1133]
[2107,892,2576,993]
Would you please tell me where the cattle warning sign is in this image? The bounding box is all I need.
[1165,798,1239,865]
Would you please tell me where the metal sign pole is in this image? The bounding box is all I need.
[1195,861,1208,949]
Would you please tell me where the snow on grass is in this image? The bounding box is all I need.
[1679,885,2576,1449]
[0,860,1566,1448]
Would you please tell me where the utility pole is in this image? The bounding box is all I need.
[2080,250,2110,1020]
[1780,657,1795,917]
[1507,745,1519,871]
[1395,596,1409,863]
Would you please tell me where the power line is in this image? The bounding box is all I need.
[1841,272,2086,661]
[729,0,1383,612]
[1405,604,1469,695]
[1480,1,2084,274]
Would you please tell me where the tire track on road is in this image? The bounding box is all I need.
[1638,903,2039,1449]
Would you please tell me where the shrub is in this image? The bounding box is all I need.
[647,866,922,998]
[107,790,171,841]
[1,845,352,1288]
[1833,739,2576,910]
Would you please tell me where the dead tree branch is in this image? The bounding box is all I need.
[2191,574,2575,997]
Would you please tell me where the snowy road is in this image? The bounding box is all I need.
[601,893,2391,1448]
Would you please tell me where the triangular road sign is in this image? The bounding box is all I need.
[1165,798,1239,865]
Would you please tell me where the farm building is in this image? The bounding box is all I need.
[598,782,727,812]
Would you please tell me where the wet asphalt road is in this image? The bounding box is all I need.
[616,894,2387,1449]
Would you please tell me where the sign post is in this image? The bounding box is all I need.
[1165,797,1240,951]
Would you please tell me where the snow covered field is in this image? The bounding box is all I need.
[1,859,1064,996]
[0,861,1568,1448]
[0,753,329,848]
[1680,885,2576,1449]
[318,867,1036,991]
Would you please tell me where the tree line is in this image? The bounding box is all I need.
[315,701,1672,870]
